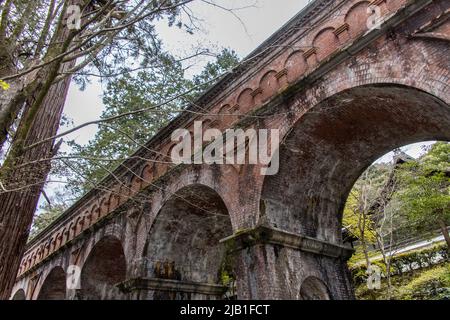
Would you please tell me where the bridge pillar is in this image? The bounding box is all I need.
[221,225,355,300]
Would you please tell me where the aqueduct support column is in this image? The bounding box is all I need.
[222,225,354,300]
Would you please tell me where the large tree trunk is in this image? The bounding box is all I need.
[0,0,87,298]
[0,61,74,299]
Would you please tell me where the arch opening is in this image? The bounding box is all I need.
[261,84,450,242]
[11,289,26,300]
[37,266,66,300]
[144,184,234,300]
[260,84,449,298]
[300,276,331,300]
[80,236,127,300]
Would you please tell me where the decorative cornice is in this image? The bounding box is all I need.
[250,87,262,97]
[370,0,386,6]
[303,47,317,59]
[275,68,288,79]
[220,225,354,259]
[118,278,228,296]
[333,23,349,36]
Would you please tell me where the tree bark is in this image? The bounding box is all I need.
[0,63,74,299]
[0,0,86,299]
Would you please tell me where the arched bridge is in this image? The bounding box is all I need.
[12,0,450,300]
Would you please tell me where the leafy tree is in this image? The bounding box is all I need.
[192,48,240,94]
[29,209,61,240]
[343,164,390,266]
[396,142,450,250]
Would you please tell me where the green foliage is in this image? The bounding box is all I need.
[29,196,68,241]
[396,264,450,300]
[395,142,450,234]
[350,243,449,285]
[192,49,240,94]
[355,263,450,300]
[342,164,391,254]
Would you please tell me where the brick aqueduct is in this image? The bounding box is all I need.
[11,0,450,300]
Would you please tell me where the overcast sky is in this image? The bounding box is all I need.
[49,0,433,204]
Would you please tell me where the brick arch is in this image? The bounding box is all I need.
[300,276,331,300]
[244,43,450,232]
[108,190,120,211]
[91,205,100,224]
[142,183,233,298]
[83,209,93,228]
[11,288,26,300]
[312,27,339,61]
[36,266,66,300]
[284,50,306,83]
[259,70,279,102]
[165,143,178,166]
[68,220,77,241]
[236,88,254,113]
[79,234,126,300]
[254,83,449,300]
[74,216,85,235]
[99,196,110,218]
[55,231,64,250]
[141,163,153,188]
[129,174,143,197]
[260,84,450,241]
[218,104,236,125]
[344,1,371,38]
[153,154,167,179]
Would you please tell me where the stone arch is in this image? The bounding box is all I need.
[284,50,306,83]
[143,184,233,299]
[37,266,66,300]
[300,276,331,300]
[312,27,339,61]
[344,1,371,38]
[11,288,26,300]
[80,235,127,300]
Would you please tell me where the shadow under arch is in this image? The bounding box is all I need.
[37,266,66,300]
[142,184,233,300]
[11,288,26,300]
[80,236,126,300]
